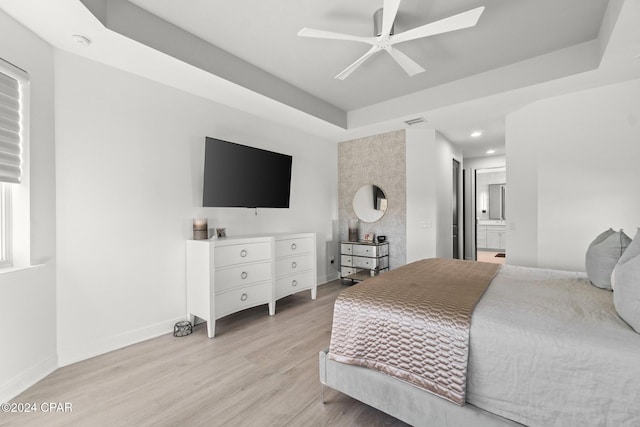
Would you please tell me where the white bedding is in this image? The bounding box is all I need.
[467,265,640,426]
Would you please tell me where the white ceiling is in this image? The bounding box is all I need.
[128,0,607,111]
[1,0,639,158]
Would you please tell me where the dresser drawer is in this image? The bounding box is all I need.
[275,271,314,297]
[214,242,271,268]
[214,261,272,293]
[214,282,271,318]
[275,254,314,277]
[275,237,314,258]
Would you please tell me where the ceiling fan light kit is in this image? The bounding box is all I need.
[298,0,485,80]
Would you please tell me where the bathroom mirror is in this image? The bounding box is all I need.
[353,184,387,223]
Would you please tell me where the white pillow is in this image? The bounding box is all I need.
[612,228,640,333]
[585,228,631,290]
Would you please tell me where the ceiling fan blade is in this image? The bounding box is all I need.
[390,6,485,45]
[385,47,425,76]
[381,0,402,37]
[335,46,381,80]
[297,28,376,45]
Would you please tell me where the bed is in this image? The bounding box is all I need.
[319,258,640,427]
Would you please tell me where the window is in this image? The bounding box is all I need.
[0,183,10,266]
[0,59,26,269]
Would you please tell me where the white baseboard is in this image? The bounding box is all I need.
[57,315,185,367]
[0,354,57,404]
[317,271,340,285]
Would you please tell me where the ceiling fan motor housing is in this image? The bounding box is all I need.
[373,8,395,36]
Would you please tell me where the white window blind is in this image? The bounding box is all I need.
[0,70,21,183]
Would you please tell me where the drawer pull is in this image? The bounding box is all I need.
[240,271,248,280]
[292,280,298,287]
[240,249,247,258]
[291,243,297,250]
[240,293,248,302]
[291,261,297,269]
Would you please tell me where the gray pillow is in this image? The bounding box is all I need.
[585,228,631,290]
[612,228,640,333]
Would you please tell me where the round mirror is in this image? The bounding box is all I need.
[353,185,387,223]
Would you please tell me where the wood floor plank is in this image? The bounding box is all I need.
[1,281,408,427]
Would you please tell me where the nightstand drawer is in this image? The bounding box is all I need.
[352,256,386,269]
[340,243,353,254]
[276,254,313,276]
[214,242,271,267]
[275,238,314,258]
[341,267,356,277]
[353,245,382,257]
[215,282,271,318]
[341,255,353,266]
[214,261,272,293]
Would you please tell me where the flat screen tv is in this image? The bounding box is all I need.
[202,137,292,208]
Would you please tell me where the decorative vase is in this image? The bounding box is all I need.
[348,219,359,242]
[193,218,208,240]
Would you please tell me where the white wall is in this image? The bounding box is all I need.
[338,131,407,269]
[0,10,57,403]
[434,132,463,259]
[405,130,461,262]
[55,51,338,365]
[506,78,640,270]
[406,129,437,263]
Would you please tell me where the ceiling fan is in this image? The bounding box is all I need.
[298,0,485,80]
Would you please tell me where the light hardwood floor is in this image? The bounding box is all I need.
[476,250,506,265]
[2,281,408,427]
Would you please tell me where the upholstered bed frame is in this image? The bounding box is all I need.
[319,348,521,427]
[319,258,640,426]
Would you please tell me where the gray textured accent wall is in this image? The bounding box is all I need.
[338,130,407,269]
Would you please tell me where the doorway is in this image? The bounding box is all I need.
[475,167,506,264]
[453,159,461,259]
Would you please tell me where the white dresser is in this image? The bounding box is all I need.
[186,233,317,338]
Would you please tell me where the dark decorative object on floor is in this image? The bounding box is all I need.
[495,253,506,258]
[173,320,193,337]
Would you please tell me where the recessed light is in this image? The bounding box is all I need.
[471,130,483,138]
[486,149,496,155]
[72,34,92,46]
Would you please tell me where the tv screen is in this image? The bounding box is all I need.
[202,137,292,208]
